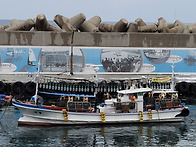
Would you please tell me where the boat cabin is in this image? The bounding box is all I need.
[99,87,152,113]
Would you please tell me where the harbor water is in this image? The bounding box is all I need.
[0,105,196,147]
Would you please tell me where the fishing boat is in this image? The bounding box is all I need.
[12,47,190,126]
[12,85,189,126]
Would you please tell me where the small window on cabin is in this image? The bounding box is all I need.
[118,93,124,97]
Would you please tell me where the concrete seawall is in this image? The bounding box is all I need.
[0,31,196,48]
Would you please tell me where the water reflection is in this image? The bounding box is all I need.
[0,106,195,147]
[11,124,188,146]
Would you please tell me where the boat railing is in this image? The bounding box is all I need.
[155,98,181,110]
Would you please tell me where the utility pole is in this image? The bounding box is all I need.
[70,31,74,75]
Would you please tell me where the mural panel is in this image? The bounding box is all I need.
[0,47,196,73]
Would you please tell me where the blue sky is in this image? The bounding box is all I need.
[1,0,196,23]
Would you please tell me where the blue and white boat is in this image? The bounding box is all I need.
[12,86,189,126]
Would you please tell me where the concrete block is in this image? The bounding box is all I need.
[54,13,86,32]
[54,14,68,29]
[99,23,113,32]
[88,16,101,27]
[10,19,20,26]
[157,17,167,32]
[135,18,146,26]
[188,23,196,33]
[5,19,35,31]
[127,23,138,32]
[0,25,9,30]
[139,24,157,32]
[35,14,61,31]
[112,18,128,32]
[79,16,100,32]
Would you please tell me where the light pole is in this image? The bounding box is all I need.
[70,31,74,75]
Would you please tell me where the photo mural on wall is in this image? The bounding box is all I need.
[0,47,196,73]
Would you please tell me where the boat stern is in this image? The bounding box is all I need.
[175,107,190,117]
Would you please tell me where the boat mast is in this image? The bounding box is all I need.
[167,54,182,91]
[171,62,175,91]
[94,66,99,96]
[35,49,42,104]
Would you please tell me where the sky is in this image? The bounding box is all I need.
[0,0,196,24]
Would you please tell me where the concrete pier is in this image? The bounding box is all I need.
[0,31,196,48]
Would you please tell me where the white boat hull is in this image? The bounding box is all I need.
[13,102,185,126]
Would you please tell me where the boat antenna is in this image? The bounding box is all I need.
[34,49,42,104]
[94,66,99,96]
[70,31,75,75]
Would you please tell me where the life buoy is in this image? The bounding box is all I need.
[12,81,24,94]
[133,96,136,101]
[159,93,166,99]
[83,97,88,102]
[0,81,5,92]
[25,82,36,94]
[172,93,178,99]
[68,96,73,102]
[89,108,94,113]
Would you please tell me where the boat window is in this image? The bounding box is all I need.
[118,93,124,97]
[138,92,143,96]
